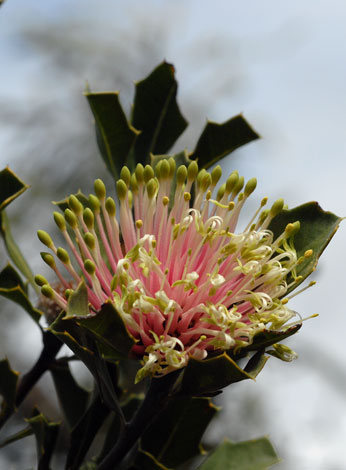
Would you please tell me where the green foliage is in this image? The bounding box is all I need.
[269,202,342,292]
[25,408,60,470]
[0,167,29,211]
[135,396,217,468]
[66,394,110,470]
[85,92,139,179]
[0,264,42,323]
[197,438,279,470]
[50,360,90,428]
[181,351,268,396]
[0,358,19,427]
[131,62,188,164]
[190,115,259,169]
[86,62,258,178]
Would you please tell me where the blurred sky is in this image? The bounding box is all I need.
[1,1,346,469]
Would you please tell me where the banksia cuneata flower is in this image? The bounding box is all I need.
[37,159,312,381]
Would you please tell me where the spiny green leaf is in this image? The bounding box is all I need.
[197,437,279,470]
[0,358,19,428]
[0,211,38,292]
[49,314,122,416]
[181,351,267,396]
[54,190,90,212]
[0,425,33,448]
[139,396,217,468]
[66,281,89,318]
[0,264,42,323]
[26,408,60,470]
[77,301,135,359]
[133,449,170,470]
[269,202,342,292]
[237,324,301,354]
[190,115,259,169]
[86,92,139,178]
[97,394,143,463]
[0,167,29,211]
[50,360,90,429]
[66,393,109,470]
[131,61,188,164]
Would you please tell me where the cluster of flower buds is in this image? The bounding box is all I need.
[36,159,314,380]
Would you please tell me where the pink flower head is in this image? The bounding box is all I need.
[37,160,310,381]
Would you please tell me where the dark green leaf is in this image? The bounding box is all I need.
[66,393,109,470]
[0,167,29,211]
[190,115,259,169]
[0,425,33,448]
[54,190,90,212]
[197,437,279,470]
[138,396,217,468]
[0,264,42,323]
[66,281,90,318]
[26,408,60,470]
[50,360,90,428]
[49,314,123,417]
[77,301,135,359]
[269,202,342,291]
[98,394,143,463]
[0,211,38,292]
[133,449,170,470]
[131,62,188,164]
[86,92,139,178]
[0,358,19,427]
[237,324,301,354]
[181,351,266,396]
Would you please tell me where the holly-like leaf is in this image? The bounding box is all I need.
[26,408,60,470]
[197,437,279,470]
[190,115,259,169]
[131,62,188,164]
[0,167,29,211]
[181,351,267,396]
[0,358,19,428]
[50,360,90,428]
[54,190,90,212]
[269,202,342,292]
[77,301,136,359]
[137,396,217,468]
[86,92,139,178]
[66,393,109,470]
[97,394,143,463]
[133,449,170,470]
[237,324,301,354]
[0,211,38,292]
[0,264,42,323]
[66,281,90,318]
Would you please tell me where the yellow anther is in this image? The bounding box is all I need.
[187,161,198,181]
[116,179,128,201]
[304,249,313,258]
[94,179,106,200]
[143,165,155,183]
[136,219,143,229]
[105,197,116,217]
[135,163,144,184]
[184,192,191,202]
[120,167,131,187]
[37,230,54,249]
[69,194,83,215]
